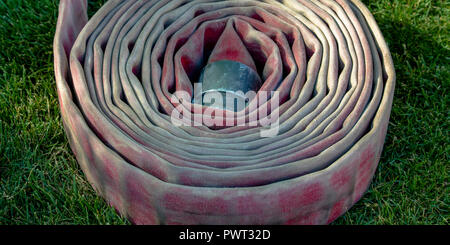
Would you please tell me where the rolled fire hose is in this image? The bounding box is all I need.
[54,0,395,224]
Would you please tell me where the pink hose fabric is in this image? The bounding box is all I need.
[54,0,395,225]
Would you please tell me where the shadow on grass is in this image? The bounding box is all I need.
[334,5,449,224]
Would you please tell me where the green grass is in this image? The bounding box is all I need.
[0,0,448,225]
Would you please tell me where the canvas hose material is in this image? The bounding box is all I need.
[53,0,395,225]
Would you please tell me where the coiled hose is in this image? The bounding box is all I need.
[54,0,395,224]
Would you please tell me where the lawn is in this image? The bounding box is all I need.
[0,0,448,225]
